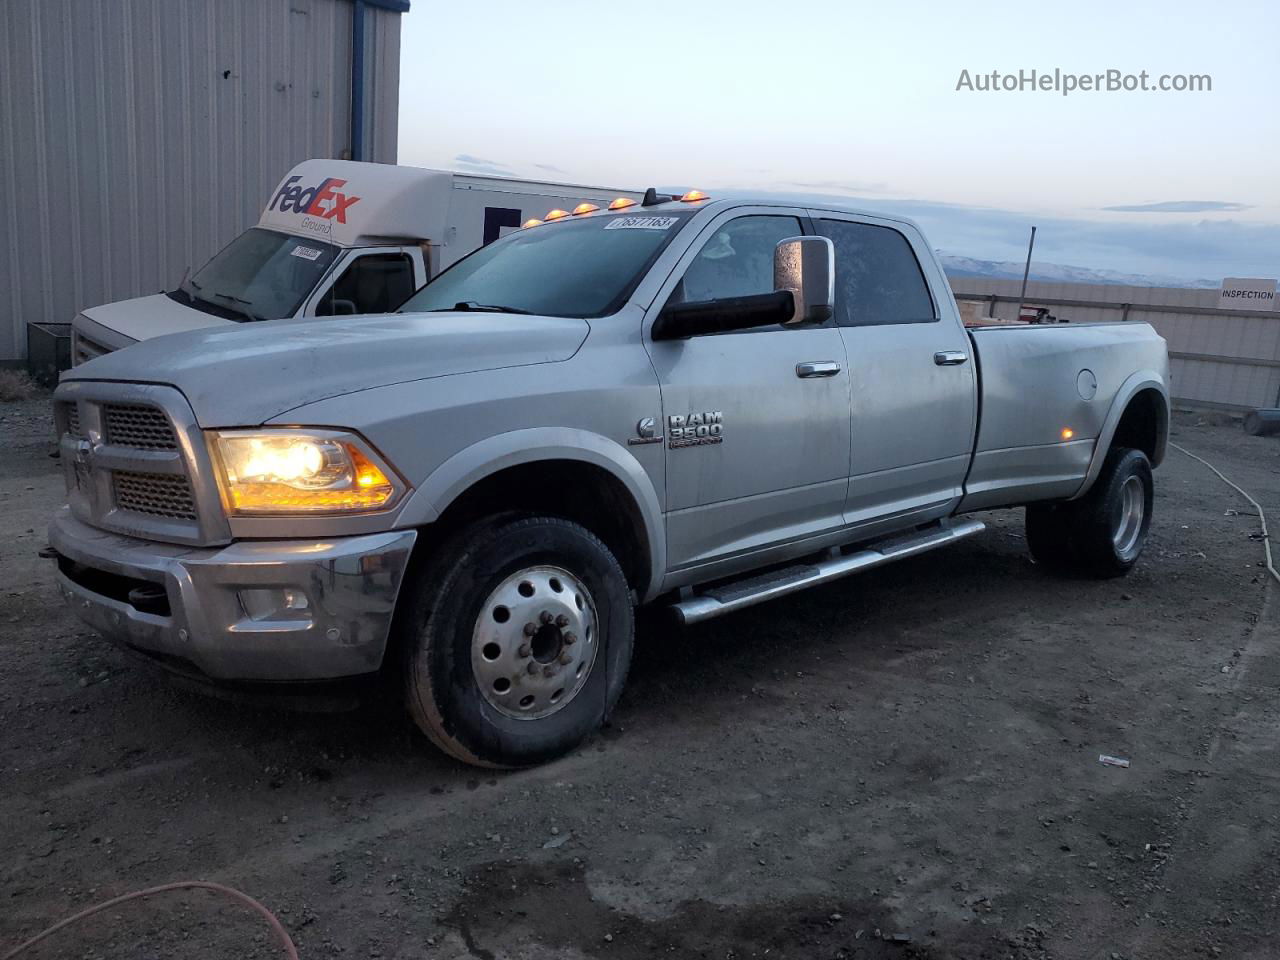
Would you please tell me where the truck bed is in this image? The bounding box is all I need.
[960,321,1168,511]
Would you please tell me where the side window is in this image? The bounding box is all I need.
[316,253,416,316]
[816,220,936,326]
[674,215,804,304]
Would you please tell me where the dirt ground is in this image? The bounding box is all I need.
[3,395,1279,960]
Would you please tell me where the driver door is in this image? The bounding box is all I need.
[644,209,851,574]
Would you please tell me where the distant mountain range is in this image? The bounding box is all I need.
[940,255,1218,290]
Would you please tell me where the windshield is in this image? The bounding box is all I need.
[178,227,339,321]
[398,212,694,318]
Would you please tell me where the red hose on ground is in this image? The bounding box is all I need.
[2,880,300,960]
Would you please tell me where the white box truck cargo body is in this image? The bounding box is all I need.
[71,160,641,362]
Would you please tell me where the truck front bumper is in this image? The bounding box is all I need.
[48,507,417,682]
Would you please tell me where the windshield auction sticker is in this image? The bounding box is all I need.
[604,216,679,230]
[290,245,324,261]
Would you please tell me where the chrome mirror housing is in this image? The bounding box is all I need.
[774,235,835,325]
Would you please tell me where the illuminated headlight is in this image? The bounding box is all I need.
[209,430,404,515]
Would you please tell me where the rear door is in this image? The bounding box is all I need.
[810,213,977,531]
[645,208,852,572]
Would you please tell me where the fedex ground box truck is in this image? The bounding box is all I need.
[71,160,641,362]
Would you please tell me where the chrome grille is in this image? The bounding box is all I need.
[103,404,178,450]
[54,382,226,546]
[113,471,197,521]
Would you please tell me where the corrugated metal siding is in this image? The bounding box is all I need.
[950,278,1280,410]
[0,0,402,360]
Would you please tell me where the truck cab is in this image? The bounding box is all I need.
[71,160,642,362]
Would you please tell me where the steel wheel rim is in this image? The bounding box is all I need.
[1112,474,1145,559]
[471,565,599,721]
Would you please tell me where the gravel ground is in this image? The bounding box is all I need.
[2,396,1279,960]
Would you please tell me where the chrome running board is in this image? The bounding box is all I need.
[669,518,986,625]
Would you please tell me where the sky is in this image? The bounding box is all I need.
[397,0,1280,282]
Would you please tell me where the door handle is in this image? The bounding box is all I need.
[933,351,968,366]
[796,361,841,378]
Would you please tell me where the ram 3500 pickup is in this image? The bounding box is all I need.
[49,191,1170,767]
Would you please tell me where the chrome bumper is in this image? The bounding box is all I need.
[49,507,417,682]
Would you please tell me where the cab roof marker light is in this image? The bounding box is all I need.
[521,218,544,228]
[608,197,637,210]
[544,208,570,221]
[572,203,600,215]
[680,189,709,203]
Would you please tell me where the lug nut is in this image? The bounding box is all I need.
[558,652,572,665]
[539,611,554,625]
[542,665,556,678]
[563,632,577,646]
[523,622,537,637]
[518,643,531,658]
[555,614,570,628]
[527,661,540,675]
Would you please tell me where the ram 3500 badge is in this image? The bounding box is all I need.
[668,411,723,447]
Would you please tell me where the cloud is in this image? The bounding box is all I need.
[532,162,568,175]
[1102,200,1251,213]
[452,153,515,176]
[777,179,891,195]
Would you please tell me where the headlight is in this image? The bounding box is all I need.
[209,430,404,515]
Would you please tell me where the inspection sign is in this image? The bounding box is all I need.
[1219,278,1278,311]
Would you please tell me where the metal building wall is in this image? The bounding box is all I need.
[950,277,1280,411]
[0,0,403,361]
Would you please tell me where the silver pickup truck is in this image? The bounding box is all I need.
[49,191,1170,767]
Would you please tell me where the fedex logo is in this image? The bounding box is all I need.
[269,176,361,223]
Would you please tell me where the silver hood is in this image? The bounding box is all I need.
[64,311,590,427]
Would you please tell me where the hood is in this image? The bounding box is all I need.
[82,292,234,343]
[65,311,590,427]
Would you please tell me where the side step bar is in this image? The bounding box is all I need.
[669,518,986,625]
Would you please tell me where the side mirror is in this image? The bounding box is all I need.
[774,235,834,325]
[650,234,836,341]
[330,298,358,316]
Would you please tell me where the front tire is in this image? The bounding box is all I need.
[400,515,634,768]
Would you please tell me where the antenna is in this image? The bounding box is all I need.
[1016,225,1037,318]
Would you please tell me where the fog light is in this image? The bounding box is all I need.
[239,588,310,622]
